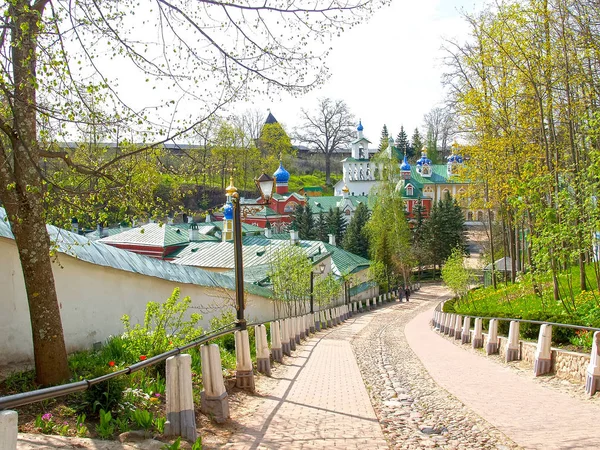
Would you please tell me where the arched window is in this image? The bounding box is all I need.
[423,186,434,198]
[442,189,450,199]
[406,185,414,196]
[477,211,484,222]
[467,211,473,221]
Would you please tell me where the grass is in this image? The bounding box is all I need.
[445,264,600,350]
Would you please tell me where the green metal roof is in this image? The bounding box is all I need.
[410,165,463,185]
[204,221,263,234]
[322,242,371,276]
[302,186,323,192]
[342,157,371,163]
[99,223,189,247]
[308,196,371,214]
[0,208,272,298]
[85,227,132,241]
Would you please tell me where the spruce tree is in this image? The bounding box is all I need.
[325,207,347,246]
[302,202,315,239]
[423,193,466,270]
[342,202,370,258]
[290,203,304,234]
[395,126,410,158]
[315,211,329,242]
[410,128,423,160]
[379,124,389,152]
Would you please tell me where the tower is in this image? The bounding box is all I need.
[351,121,371,160]
[416,146,432,178]
[273,159,290,195]
[400,153,411,180]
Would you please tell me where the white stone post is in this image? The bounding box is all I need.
[447,314,455,336]
[288,318,297,350]
[305,314,311,335]
[359,300,364,312]
[486,319,499,355]
[534,324,552,376]
[454,315,462,339]
[366,298,371,311]
[310,313,316,333]
[472,318,483,348]
[294,317,301,344]
[506,321,520,362]
[235,330,255,391]
[255,325,271,376]
[270,321,283,362]
[281,319,291,355]
[586,331,600,396]
[165,354,197,441]
[200,344,230,423]
[438,313,445,332]
[0,410,18,450]
[461,316,471,344]
[299,315,306,340]
[327,309,333,327]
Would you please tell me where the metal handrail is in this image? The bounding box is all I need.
[0,325,239,411]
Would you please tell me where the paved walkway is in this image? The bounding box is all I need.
[222,319,388,449]
[405,303,600,450]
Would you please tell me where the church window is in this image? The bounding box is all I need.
[467,211,473,221]
[345,209,351,215]
[477,211,484,221]
[284,201,297,213]
[406,185,414,196]
[422,166,430,175]
[442,188,450,199]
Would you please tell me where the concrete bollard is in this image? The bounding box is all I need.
[461,316,471,344]
[447,314,455,336]
[366,298,371,311]
[327,309,332,328]
[200,344,230,423]
[472,318,483,348]
[305,314,311,336]
[586,331,600,396]
[281,319,291,356]
[0,410,18,450]
[506,321,520,362]
[165,354,197,441]
[294,317,301,344]
[255,324,271,376]
[486,319,499,355]
[235,330,255,391]
[270,321,283,362]
[315,312,321,331]
[534,324,552,376]
[299,316,305,340]
[288,318,297,350]
[310,313,316,333]
[439,313,445,333]
[359,300,363,312]
[454,315,462,340]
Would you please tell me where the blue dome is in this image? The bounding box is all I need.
[273,161,290,183]
[456,155,463,163]
[357,121,364,132]
[223,201,234,220]
[400,155,411,171]
[417,155,432,166]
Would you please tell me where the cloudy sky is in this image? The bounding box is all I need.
[238,0,481,143]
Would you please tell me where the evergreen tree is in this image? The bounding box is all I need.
[411,198,427,280]
[302,203,315,239]
[426,128,440,164]
[422,193,467,270]
[326,207,347,246]
[315,211,329,242]
[342,203,370,258]
[395,126,410,158]
[410,128,424,160]
[290,203,304,233]
[379,124,389,152]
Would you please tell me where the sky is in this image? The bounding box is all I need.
[236,0,481,144]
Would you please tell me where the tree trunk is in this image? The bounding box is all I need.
[0,1,71,385]
[325,153,331,185]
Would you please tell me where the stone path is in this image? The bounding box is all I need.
[221,318,388,449]
[405,298,600,450]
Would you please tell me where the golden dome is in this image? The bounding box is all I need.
[225,177,238,196]
[342,184,350,193]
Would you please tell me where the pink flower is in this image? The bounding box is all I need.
[42,413,52,421]
[154,393,161,398]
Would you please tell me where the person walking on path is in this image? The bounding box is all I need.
[404,286,410,301]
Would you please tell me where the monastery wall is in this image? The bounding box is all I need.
[0,237,275,367]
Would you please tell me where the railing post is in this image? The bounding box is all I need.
[294,317,301,344]
[506,321,520,362]
[165,354,197,441]
[586,331,600,396]
[270,321,283,362]
[447,314,455,336]
[486,319,499,355]
[0,410,18,450]
[235,330,255,391]
[315,312,321,332]
[255,325,271,376]
[454,315,462,340]
[359,300,363,312]
[473,318,483,348]
[310,313,316,333]
[366,298,371,311]
[534,324,552,376]
[281,319,291,356]
[299,316,306,341]
[461,316,471,344]
[200,344,230,423]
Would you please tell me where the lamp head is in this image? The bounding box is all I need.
[255,173,275,202]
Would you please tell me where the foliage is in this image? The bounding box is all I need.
[395,126,410,156]
[96,409,115,440]
[313,273,343,308]
[290,203,315,239]
[315,211,329,242]
[269,245,312,317]
[379,124,389,152]
[410,128,423,160]
[441,247,474,300]
[325,207,347,246]
[130,409,154,430]
[121,288,204,359]
[342,202,370,258]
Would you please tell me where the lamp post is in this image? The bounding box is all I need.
[230,173,276,330]
[309,262,326,314]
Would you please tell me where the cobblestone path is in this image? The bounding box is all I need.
[351,285,519,450]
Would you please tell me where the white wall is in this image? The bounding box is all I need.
[0,237,275,367]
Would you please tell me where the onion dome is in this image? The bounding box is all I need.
[223,201,234,220]
[416,148,432,166]
[273,161,290,183]
[357,121,364,132]
[342,184,350,193]
[400,155,411,171]
[225,176,237,196]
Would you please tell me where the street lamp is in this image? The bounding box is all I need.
[309,261,327,314]
[231,173,275,330]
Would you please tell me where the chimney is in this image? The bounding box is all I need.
[189,223,199,241]
[97,223,104,238]
[328,233,336,246]
[265,227,272,238]
[71,217,79,234]
[204,213,211,223]
[290,229,299,244]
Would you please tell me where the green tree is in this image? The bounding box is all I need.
[326,207,347,246]
[0,0,383,384]
[379,124,389,152]
[290,203,314,240]
[257,122,294,169]
[342,202,370,258]
[410,128,424,160]
[315,211,329,242]
[269,245,312,317]
[396,126,410,157]
[441,247,473,301]
[313,273,342,309]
